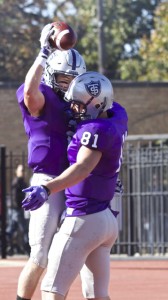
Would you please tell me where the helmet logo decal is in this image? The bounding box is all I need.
[85,80,101,97]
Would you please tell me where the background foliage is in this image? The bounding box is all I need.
[0,0,167,82]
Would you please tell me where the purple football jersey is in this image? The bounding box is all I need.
[16,83,70,176]
[65,101,128,216]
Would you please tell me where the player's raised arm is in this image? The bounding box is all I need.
[24,24,55,116]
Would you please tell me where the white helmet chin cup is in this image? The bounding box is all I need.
[43,49,86,93]
[65,71,114,120]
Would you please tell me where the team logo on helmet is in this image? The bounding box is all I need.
[85,80,101,97]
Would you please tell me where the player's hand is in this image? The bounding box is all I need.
[22,185,48,211]
[39,23,55,52]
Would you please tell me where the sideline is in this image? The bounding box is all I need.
[0,255,28,267]
[1,254,168,268]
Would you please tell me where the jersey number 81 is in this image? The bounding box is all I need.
[81,131,99,148]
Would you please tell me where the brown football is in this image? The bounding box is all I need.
[49,21,77,50]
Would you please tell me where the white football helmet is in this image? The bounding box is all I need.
[64,71,114,120]
[42,49,86,94]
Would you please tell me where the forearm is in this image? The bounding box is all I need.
[24,63,44,95]
[24,25,53,114]
[24,49,48,114]
[46,162,91,194]
[46,147,102,194]
[25,25,53,93]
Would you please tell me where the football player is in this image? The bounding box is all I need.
[16,23,86,300]
[22,71,128,300]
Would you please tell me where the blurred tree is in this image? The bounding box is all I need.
[0,0,50,81]
[0,0,162,81]
[65,0,161,79]
[139,2,168,81]
[119,2,168,81]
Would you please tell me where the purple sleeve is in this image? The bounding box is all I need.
[16,83,24,104]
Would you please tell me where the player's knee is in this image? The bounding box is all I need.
[30,245,48,268]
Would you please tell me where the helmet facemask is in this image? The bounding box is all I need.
[42,49,86,96]
[69,100,88,121]
[69,97,107,121]
[43,63,75,97]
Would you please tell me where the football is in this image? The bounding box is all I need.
[49,21,77,51]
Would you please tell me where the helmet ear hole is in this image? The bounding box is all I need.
[95,104,101,109]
